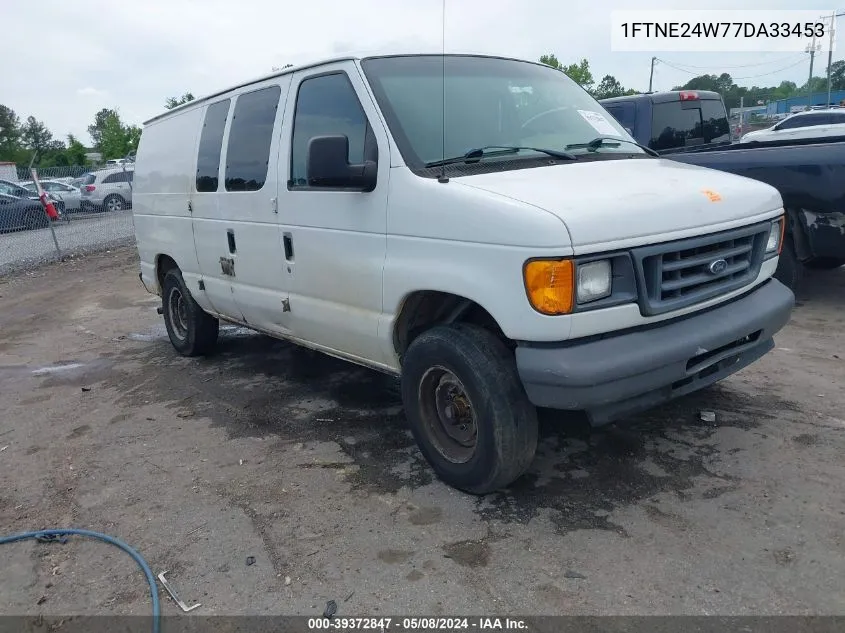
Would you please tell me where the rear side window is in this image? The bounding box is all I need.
[196,99,230,192]
[651,103,701,151]
[778,113,828,129]
[225,85,281,191]
[701,99,730,143]
[103,171,130,184]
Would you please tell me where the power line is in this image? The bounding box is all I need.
[658,54,805,71]
[657,56,808,81]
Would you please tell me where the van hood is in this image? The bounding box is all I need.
[453,157,782,251]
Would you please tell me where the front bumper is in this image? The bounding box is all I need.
[515,278,794,426]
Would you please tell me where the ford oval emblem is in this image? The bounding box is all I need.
[708,258,728,275]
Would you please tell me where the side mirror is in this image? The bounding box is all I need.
[306,135,376,192]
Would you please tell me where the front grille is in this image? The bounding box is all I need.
[632,221,770,316]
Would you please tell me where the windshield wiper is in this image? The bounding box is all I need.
[565,136,659,157]
[425,145,578,168]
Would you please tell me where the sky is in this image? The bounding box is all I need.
[1,0,842,145]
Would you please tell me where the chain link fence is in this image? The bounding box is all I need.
[0,162,136,276]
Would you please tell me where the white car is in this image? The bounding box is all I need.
[741,109,845,143]
[20,179,83,212]
[132,53,794,494]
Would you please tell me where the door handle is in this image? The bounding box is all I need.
[227,229,236,254]
[283,232,294,261]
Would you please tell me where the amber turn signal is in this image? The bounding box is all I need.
[523,259,574,315]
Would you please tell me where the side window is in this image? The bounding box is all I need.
[290,73,369,188]
[650,103,702,151]
[126,171,134,182]
[224,86,281,192]
[103,173,121,184]
[196,99,230,192]
[603,102,635,132]
[778,116,809,130]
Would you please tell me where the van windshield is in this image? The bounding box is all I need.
[361,55,640,170]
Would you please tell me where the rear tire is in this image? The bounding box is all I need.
[773,233,803,291]
[401,324,538,495]
[103,195,125,213]
[162,269,219,356]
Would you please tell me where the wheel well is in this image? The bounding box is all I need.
[155,254,179,291]
[393,291,509,360]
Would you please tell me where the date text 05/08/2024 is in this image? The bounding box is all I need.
[307,617,529,631]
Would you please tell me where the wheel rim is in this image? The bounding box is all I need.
[418,366,478,463]
[106,197,122,212]
[167,287,189,341]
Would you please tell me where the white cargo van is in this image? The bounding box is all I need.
[133,54,794,494]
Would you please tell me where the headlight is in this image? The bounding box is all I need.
[766,218,784,255]
[576,259,612,303]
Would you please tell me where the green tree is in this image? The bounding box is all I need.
[561,58,594,92]
[594,75,626,100]
[164,92,195,110]
[88,108,139,159]
[539,53,563,70]
[21,116,53,157]
[0,105,22,161]
[539,55,595,92]
[66,134,88,165]
[830,60,845,91]
[88,108,120,149]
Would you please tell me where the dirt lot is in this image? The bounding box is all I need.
[1,248,844,618]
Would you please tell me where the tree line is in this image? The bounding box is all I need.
[672,61,845,110]
[0,93,195,168]
[539,52,845,109]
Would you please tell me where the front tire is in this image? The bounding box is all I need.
[401,324,538,495]
[162,269,219,356]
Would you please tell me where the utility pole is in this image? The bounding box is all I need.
[824,12,845,107]
[648,57,657,93]
[806,38,821,108]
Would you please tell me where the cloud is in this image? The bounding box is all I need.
[76,87,108,98]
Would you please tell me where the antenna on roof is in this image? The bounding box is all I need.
[437,0,449,184]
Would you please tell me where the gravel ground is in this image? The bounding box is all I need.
[0,248,844,621]
[0,211,135,276]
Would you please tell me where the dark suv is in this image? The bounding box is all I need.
[599,90,732,154]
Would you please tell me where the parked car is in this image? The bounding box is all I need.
[79,167,134,212]
[0,193,51,232]
[106,158,134,167]
[0,179,66,217]
[133,53,794,494]
[740,109,845,143]
[20,179,82,212]
[599,91,845,286]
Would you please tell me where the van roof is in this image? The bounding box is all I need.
[143,53,564,125]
